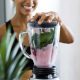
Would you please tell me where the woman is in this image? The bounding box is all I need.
[0,0,74,80]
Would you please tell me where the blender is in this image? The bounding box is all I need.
[19,20,60,80]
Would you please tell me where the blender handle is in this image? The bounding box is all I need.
[19,32,31,59]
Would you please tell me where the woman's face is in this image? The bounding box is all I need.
[14,0,37,16]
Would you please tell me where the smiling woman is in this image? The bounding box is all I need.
[5,0,37,21]
[0,0,74,80]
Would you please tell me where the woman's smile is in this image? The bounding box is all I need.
[23,5,32,12]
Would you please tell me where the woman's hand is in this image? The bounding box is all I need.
[31,11,74,43]
[31,11,62,25]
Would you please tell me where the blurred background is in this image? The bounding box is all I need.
[0,0,80,80]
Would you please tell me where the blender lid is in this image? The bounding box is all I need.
[28,21,58,28]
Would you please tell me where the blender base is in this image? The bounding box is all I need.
[30,66,59,80]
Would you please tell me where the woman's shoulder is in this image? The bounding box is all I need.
[0,20,12,38]
[0,23,6,41]
[0,23,6,29]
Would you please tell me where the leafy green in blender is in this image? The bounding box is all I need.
[32,29,55,48]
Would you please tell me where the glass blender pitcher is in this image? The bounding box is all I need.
[19,21,60,80]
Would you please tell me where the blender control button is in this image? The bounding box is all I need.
[48,74,53,79]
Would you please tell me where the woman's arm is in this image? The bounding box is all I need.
[59,20,74,44]
[20,70,32,80]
